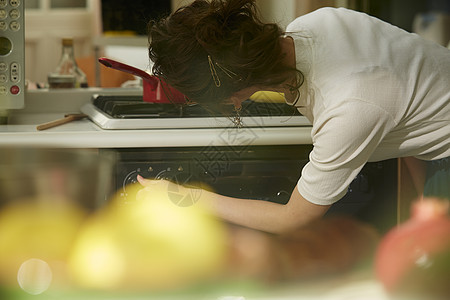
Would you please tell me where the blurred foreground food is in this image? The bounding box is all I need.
[0,182,380,296]
[2,148,448,299]
[68,183,228,291]
[0,198,87,292]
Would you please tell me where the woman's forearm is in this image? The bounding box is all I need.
[200,186,331,234]
[136,175,330,234]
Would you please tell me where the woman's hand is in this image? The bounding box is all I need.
[136,174,164,187]
[136,175,204,207]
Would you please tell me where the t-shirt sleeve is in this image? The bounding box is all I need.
[298,99,395,205]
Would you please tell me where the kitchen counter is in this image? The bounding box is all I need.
[0,89,313,149]
[0,118,313,148]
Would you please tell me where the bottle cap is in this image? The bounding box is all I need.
[62,38,74,46]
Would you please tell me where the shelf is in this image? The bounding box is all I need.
[93,36,148,48]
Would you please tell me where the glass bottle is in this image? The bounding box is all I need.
[48,38,88,88]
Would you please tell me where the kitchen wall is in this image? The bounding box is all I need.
[25,0,447,86]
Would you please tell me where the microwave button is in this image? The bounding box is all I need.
[0,21,6,31]
[0,85,6,95]
[0,9,6,19]
[9,0,20,8]
[10,62,18,73]
[10,62,19,82]
[0,74,6,83]
[9,8,19,19]
[0,0,6,8]
[9,20,19,31]
[10,84,19,94]
[0,62,7,72]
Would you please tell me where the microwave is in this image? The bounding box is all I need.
[0,0,25,110]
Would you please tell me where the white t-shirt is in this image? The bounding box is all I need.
[286,7,450,205]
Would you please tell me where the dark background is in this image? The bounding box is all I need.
[357,0,450,32]
[101,0,172,35]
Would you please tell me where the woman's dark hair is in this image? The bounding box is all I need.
[148,0,303,106]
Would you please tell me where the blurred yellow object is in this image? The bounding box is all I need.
[67,217,126,290]
[68,182,228,291]
[0,198,86,287]
[249,91,286,103]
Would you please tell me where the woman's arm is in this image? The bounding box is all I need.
[202,186,331,234]
[137,175,330,234]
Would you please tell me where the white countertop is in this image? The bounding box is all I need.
[0,115,312,148]
[0,89,312,148]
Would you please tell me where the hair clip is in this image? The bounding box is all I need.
[208,55,243,88]
[208,55,221,87]
[215,61,242,81]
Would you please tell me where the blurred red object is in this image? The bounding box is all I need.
[375,198,450,299]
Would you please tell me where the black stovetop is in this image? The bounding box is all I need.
[93,95,301,119]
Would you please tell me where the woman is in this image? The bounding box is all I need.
[142,0,450,234]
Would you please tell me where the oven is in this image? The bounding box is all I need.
[84,94,398,232]
[104,146,397,231]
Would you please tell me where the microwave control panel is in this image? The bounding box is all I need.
[0,0,25,109]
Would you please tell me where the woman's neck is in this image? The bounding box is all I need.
[281,36,296,69]
[279,36,298,103]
